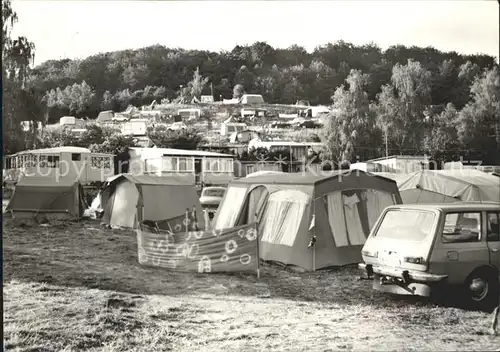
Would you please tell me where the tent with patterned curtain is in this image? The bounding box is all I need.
[212,170,401,271]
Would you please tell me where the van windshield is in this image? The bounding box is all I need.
[375,209,436,242]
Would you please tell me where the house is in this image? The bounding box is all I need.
[239,94,265,105]
[299,106,331,118]
[198,144,246,157]
[220,117,248,136]
[366,155,430,174]
[121,118,148,136]
[350,162,394,173]
[96,110,114,123]
[223,98,240,105]
[240,108,267,118]
[58,116,87,134]
[200,95,214,103]
[127,147,235,186]
[296,100,310,107]
[3,146,115,185]
[229,129,261,143]
[178,108,201,120]
[21,121,43,132]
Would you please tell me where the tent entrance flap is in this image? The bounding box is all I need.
[259,190,310,265]
[236,185,270,226]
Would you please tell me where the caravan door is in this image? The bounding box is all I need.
[68,152,88,183]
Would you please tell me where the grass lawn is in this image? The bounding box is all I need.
[3,218,499,351]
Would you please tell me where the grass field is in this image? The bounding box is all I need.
[3,218,499,351]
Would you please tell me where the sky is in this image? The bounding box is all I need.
[10,0,500,67]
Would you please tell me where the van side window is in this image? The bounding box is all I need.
[442,212,481,243]
[487,212,500,242]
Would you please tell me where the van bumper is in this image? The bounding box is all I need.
[358,263,448,283]
[358,263,448,297]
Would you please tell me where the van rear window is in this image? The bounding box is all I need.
[375,210,436,242]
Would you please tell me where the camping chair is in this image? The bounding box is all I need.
[141,220,161,234]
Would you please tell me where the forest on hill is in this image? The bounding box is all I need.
[29,41,497,120]
[3,0,500,164]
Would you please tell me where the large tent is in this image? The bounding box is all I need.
[212,170,401,271]
[100,174,204,229]
[374,170,500,203]
[6,176,86,220]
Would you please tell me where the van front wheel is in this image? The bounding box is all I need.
[464,269,499,312]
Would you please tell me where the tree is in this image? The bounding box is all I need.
[101,90,115,110]
[375,59,432,154]
[423,103,460,164]
[89,133,136,155]
[234,65,254,92]
[321,69,376,163]
[146,126,202,150]
[455,66,500,163]
[187,67,209,100]
[233,84,245,99]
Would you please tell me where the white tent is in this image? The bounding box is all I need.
[101,174,204,229]
[374,170,500,203]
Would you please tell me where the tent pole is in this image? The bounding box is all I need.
[313,200,316,272]
[254,213,260,280]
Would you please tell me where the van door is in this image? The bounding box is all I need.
[439,211,490,283]
[486,211,500,269]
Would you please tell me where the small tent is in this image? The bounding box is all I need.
[100,174,204,229]
[212,170,401,271]
[374,170,500,203]
[6,176,86,220]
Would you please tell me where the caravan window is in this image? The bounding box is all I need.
[39,155,48,168]
[162,157,175,171]
[178,158,188,171]
[177,157,193,172]
[47,155,60,168]
[71,153,81,161]
[4,157,12,169]
[210,159,220,172]
[221,159,233,173]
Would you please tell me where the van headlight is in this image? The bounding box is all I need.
[362,250,378,258]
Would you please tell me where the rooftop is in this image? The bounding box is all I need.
[252,141,324,147]
[386,202,500,212]
[13,146,92,155]
[232,170,394,186]
[130,147,234,158]
[368,155,429,162]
